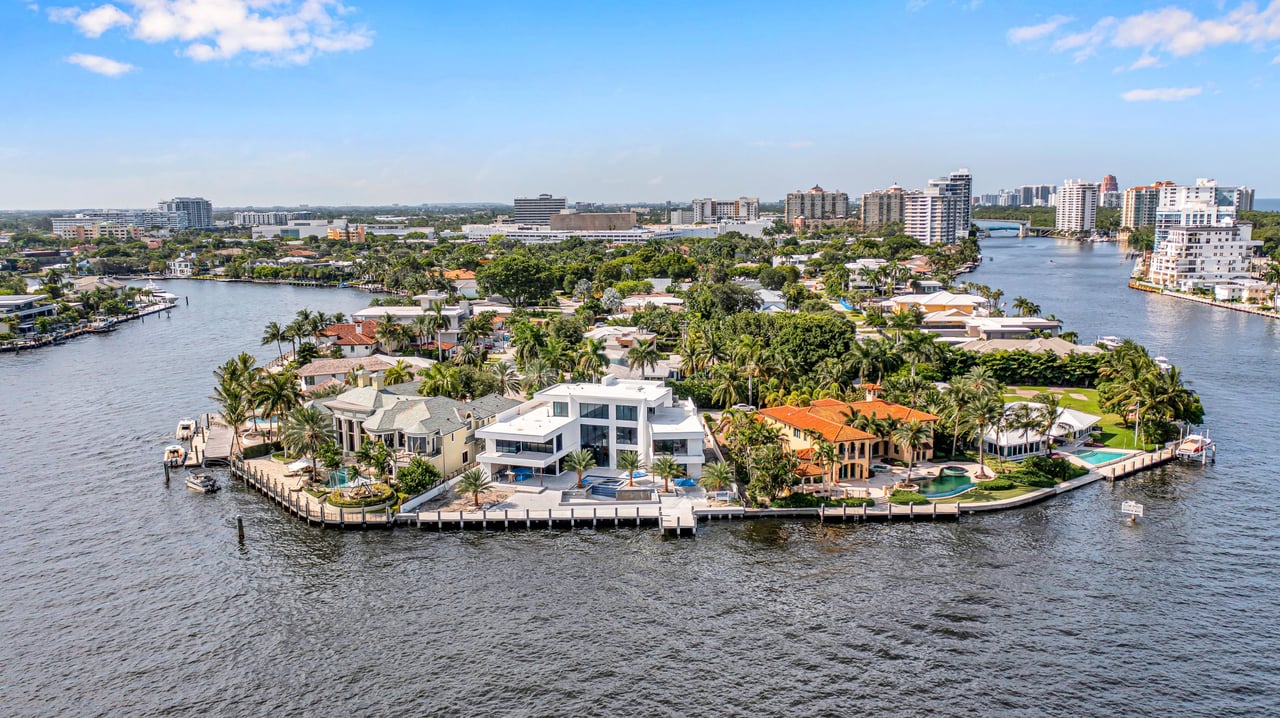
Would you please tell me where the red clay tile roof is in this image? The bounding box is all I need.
[320,321,379,346]
[443,269,475,280]
[809,397,939,423]
[757,405,876,443]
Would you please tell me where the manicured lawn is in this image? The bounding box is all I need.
[930,485,1040,504]
[1004,386,1155,451]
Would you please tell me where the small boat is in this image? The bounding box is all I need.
[1153,356,1172,372]
[175,419,196,440]
[185,471,219,493]
[1097,336,1124,350]
[1176,434,1215,462]
[88,319,117,333]
[163,445,187,467]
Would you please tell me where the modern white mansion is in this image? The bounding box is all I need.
[477,377,707,482]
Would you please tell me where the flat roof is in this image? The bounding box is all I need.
[538,379,669,402]
[477,404,576,440]
[0,294,48,306]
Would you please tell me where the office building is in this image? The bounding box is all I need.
[1054,179,1099,233]
[1121,183,1169,229]
[861,185,906,230]
[691,197,759,223]
[513,194,567,225]
[549,212,637,232]
[668,209,695,224]
[785,185,849,224]
[160,197,213,229]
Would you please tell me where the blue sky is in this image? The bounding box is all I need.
[2,0,1278,208]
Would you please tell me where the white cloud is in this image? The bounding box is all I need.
[1015,1,1280,65]
[65,52,136,76]
[1127,52,1162,70]
[1121,87,1203,102]
[47,1,373,65]
[1008,15,1072,43]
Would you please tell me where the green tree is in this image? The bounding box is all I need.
[891,420,932,483]
[397,457,442,495]
[651,455,682,493]
[385,359,414,385]
[251,370,302,440]
[281,406,335,483]
[476,252,557,308]
[261,321,287,360]
[456,468,492,508]
[699,462,734,493]
[616,450,644,488]
[562,449,597,489]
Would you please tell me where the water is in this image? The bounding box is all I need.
[1072,449,1131,466]
[919,468,974,498]
[3,264,1279,715]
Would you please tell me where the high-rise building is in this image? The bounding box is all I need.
[160,197,213,229]
[861,185,906,230]
[785,185,849,224]
[901,169,971,244]
[513,193,567,225]
[1055,179,1099,233]
[1154,179,1254,251]
[1148,224,1260,290]
[235,211,291,226]
[1121,183,1169,229]
[691,197,759,223]
[1101,192,1123,208]
[1100,174,1119,194]
[942,169,972,234]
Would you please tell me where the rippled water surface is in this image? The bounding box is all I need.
[2,256,1278,716]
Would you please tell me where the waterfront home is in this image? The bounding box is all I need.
[297,356,391,390]
[317,320,381,358]
[757,388,940,481]
[963,316,1061,340]
[350,291,483,355]
[957,337,1103,357]
[881,290,989,316]
[1213,279,1273,304]
[68,276,127,295]
[981,401,1101,460]
[167,255,195,277]
[476,376,707,483]
[442,269,479,298]
[316,374,517,477]
[0,294,56,331]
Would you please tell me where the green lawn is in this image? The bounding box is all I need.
[1004,386,1155,451]
[930,485,1040,504]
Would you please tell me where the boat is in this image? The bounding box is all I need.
[185,471,219,493]
[175,419,196,440]
[1097,336,1124,350]
[163,445,187,467]
[1176,434,1215,463]
[87,319,117,333]
[1153,356,1173,372]
[142,279,180,303]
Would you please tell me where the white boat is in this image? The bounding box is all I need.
[142,279,179,303]
[175,419,196,440]
[1153,356,1173,372]
[185,471,219,493]
[163,445,187,467]
[1097,336,1124,350]
[1176,434,1215,462]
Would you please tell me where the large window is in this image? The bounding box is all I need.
[653,439,689,456]
[552,401,569,417]
[615,404,638,422]
[580,402,609,420]
[615,427,637,445]
[580,424,610,466]
[495,438,556,455]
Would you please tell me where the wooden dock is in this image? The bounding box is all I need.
[230,458,395,529]
[1100,446,1178,479]
[405,504,665,531]
[185,415,234,467]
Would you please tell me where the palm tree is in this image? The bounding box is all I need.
[281,406,334,482]
[261,321,287,360]
[375,316,405,353]
[1012,296,1041,318]
[626,341,661,378]
[489,360,521,396]
[699,462,734,493]
[216,385,250,455]
[417,363,462,398]
[813,438,840,495]
[562,449,597,489]
[710,363,741,409]
[891,420,931,484]
[384,359,414,385]
[651,455,682,494]
[428,305,447,361]
[616,450,644,488]
[456,468,492,508]
[355,439,392,483]
[576,338,608,380]
[410,313,432,351]
[1030,391,1064,455]
[251,370,302,440]
[964,393,1006,478]
[899,330,939,377]
[733,334,765,406]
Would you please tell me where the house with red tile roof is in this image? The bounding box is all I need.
[318,320,381,358]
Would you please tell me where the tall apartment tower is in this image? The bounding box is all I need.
[784,186,849,223]
[861,185,906,230]
[942,169,972,234]
[1100,174,1119,194]
[901,169,971,244]
[513,193,568,225]
[1154,179,1253,251]
[1055,180,1099,233]
[1121,183,1169,229]
[160,197,213,229]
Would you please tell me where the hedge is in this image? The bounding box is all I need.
[1008,470,1056,488]
[889,490,930,505]
[242,441,282,460]
[976,478,1017,491]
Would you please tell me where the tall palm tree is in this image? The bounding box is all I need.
[891,420,931,484]
[699,462,734,493]
[216,384,250,455]
[429,305,447,361]
[251,370,302,440]
[384,359,414,385]
[410,313,432,351]
[1030,391,1064,455]
[626,341,661,379]
[899,330,939,377]
[417,363,462,398]
[375,316,404,353]
[710,363,741,409]
[813,438,840,495]
[261,321,287,360]
[456,468,492,508]
[281,406,335,482]
[733,334,765,406]
[562,449,597,489]
[489,360,521,396]
[577,338,609,380]
[616,450,644,488]
[651,455,682,494]
[1012,296,1041,318]
[965,393,1006,478]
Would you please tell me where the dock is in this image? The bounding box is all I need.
[186,414,234,467]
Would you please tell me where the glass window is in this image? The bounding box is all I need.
[616,427,637,445]
[615,404,638,422]
[552,401,569,417]
[580,424,610,466]
[580,402,608,419]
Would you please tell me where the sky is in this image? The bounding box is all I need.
[2,0,1279,209]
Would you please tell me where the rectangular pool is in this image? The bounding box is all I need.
[1071,449,1129,465]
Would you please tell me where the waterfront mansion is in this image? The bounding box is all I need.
[477,376,707,483]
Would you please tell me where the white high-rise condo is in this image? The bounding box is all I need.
[1153,179,1253,251]
[1055,180,1099,233]
[903,169,971,244]
[160,197,213,229]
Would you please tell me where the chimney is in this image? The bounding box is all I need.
[371,374,384,391]
[863,383,880,402]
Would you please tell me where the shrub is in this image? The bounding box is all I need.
[771,492,822,508]
[976,478,1017,491]
[242,441,282,460]
[1021,455,1086,482]
[828,496,876,508]
[1008,470,1056,488]
[326,483,395,507]
[889,490,930,505]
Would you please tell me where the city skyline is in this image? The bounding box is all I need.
[3,0,1280,208]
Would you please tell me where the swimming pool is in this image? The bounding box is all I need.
[249,417,274,429]
[919,468,974,499]
[1071,449,1130,465]
[326,468,364,489]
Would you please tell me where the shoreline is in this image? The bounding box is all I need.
[0,300,177,354]
[1130,280,1280,320]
